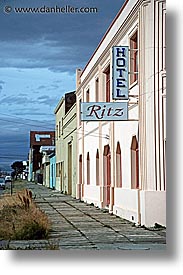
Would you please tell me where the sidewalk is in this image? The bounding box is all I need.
[0,181,166,250]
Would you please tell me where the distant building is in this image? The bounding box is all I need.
[54,91,77,197]
[40,146,55,187]
[20,160,29,180]
[28,131,55,182]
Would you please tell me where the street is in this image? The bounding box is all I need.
[0,182,166,250]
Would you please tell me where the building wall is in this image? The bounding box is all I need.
[30,131,55,147]
[28,131,55,182]
[63,105,77,197]
[138,0,166,226]
[76,0,166,227]
[55,97,77,198]
[55,98,65,191]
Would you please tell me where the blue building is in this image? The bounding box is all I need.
[49,154,56,189]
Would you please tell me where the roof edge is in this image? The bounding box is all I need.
[54,97,64,114]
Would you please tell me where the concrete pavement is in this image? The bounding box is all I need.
[0,182,166,250]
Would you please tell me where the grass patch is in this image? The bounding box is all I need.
[0,189,50,240]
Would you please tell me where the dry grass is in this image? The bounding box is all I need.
[0,189,50,240]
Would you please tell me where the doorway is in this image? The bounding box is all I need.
[60,162,64,192]
[68,142,72,195]
[79,154,82,199]
[103,145,111,207]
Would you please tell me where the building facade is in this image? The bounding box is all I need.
[76,0,166,227]
[55,92,77,197]
[28,131,55,183]
[40,146,55,187]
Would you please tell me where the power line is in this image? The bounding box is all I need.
[0,112,54,124]
[0,155,28,158]
[0,117,55,129]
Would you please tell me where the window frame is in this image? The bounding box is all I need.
[116,142,122,188]
[129,29,138,86]
[79,98,82,126]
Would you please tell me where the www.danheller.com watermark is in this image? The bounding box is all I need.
[3,5,98,14]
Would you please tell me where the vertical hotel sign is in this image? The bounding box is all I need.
[112,46,129,100]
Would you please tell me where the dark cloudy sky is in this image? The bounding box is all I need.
[0,0,125,171]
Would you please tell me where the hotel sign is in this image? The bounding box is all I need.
[80,102,128,121]
[112,46,129,100]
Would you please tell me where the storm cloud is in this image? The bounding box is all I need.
[0,0,125,170]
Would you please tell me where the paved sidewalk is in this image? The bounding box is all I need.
[0,182,166,250]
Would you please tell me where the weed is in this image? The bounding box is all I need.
[0,189,50,240]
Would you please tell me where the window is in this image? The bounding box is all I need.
[87,152,90,185]
[96,149,99,186]
[56,163,60,177]
[130,30,138,85]
[86,89,90,102]
[79,98,82,126]
[116,142,122,188]
[104,66,110,102]
[56,125,58,140]
[131,135,139,189]
[95,78,99,102]
[60,162,64,191]
[61,117,63,135]
[59,121,61,138]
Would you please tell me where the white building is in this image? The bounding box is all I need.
[76,0,166,227]
[54,92,77,197]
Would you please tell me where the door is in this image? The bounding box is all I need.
[79,154,82,199]
[60,162,64,192]
[68,143,72,195]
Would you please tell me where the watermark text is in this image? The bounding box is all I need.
[4,5,98,14]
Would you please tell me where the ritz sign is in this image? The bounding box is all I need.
[80,102,128,121]
[112,46,129,100]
